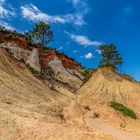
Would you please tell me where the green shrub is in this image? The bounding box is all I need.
[110,102,137,119]
[81,69,94,84]
[81,69,90,77]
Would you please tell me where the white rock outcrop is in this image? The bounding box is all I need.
[0,43,41,73]
[26,48,41,72]
[49,57,82,89]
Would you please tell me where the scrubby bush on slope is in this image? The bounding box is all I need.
[110,102,137,119]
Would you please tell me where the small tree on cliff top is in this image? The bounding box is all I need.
[99,44,123,69]
[27,21,54,75]
[27,21,54,47]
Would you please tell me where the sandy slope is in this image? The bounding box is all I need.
[0,48,75,139]
[0,48,140,140]
[0,48,118,140]
[78,68,140,116]
[77,68,140,138]
[84,111,140,140]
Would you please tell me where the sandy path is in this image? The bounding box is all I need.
[84,111,140,140]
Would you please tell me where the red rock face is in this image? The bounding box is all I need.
[0,32,83,71]
[40,50,56,69]
[56,53,83,71]
[40,50,83,71]
[0,32,34,50]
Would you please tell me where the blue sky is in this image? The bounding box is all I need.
[0,0,140,81]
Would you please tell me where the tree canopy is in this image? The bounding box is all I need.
[26,21,54,47]
[99,44,123,69]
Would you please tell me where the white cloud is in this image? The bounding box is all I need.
[84,52,94,59]
[21,2,89,27]
[73,50,78,53]
[0,7,15,18]
[21,4,66,24]
[67,0,90,26]
[0,22,15,31]
[95,49,102,54]
[71,0,80,5]
[67,0,80,6]
[0,0,15,18]
[0,0,4,3]
[65,32,102,47]
[57,46,63,50]
[0,6,8,15]
[72,13,85,26]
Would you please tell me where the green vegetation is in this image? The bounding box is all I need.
[81,69,93,83]
[26,21,54,48]
[25,31,34,45]
[0,25,24,37]
[99,44,123,69]
[110,102,137,119]
[81,69,90,77]
[26,21,54,74]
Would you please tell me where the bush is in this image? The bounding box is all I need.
[93,112,100,118]
[81,69,94,83]
[110,102,137,119]
[81,69,90,77]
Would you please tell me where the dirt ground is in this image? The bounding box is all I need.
[0,48,140,140]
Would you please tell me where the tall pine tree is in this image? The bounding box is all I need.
[99,44,123,69]
[26,21,54,47]
[26,21,54,75]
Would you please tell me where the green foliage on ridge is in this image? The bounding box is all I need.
[99,44,123,69]
[25,21,54,48]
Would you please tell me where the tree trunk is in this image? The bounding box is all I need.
[39,47,44,77]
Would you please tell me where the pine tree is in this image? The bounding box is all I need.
[99,44,123,69]
[26,21,54,75]
[26,21,54,47]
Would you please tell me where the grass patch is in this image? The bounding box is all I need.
[110,102,137,119]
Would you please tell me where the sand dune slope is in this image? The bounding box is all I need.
[78,68,140,115]
[0,49,119,140]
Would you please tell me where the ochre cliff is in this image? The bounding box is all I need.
[0,32,84,89]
